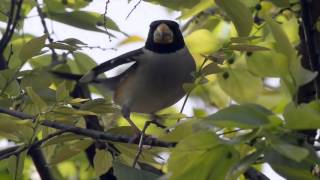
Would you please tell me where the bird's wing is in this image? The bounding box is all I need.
[95,62,138,90]
[80,48,143,83]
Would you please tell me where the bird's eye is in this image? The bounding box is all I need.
[153,23,174,44]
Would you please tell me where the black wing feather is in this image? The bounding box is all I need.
[91,48,143,76]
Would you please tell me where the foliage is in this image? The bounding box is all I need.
[0,0,319,180]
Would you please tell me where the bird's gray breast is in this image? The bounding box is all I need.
[139,48,195,92]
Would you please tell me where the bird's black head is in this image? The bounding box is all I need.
[145,20,185,53]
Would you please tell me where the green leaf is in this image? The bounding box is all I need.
[49,139,93,164]
[272,143,309,162]
[265,16,295,61]
[42,133,87,147]
[228,44,270,52]
[143,0,201,10]
[247,51,289,77]
[25,86,48,112]
[80,98,119,114]
[168,131,239,180]
[215,0,253,36]
[0,114,33,142]
[265,16,317,87]
[0,69,20,97]
[201,62,223,76]
[218,69,263,103]
[94,150,113,177]
[230,36,261,43]
[179,0,214,19]
[7,151,27,180]
[48,10,119,35]
[182,83,197,92]
[117,35,144,47]
[268,0,290,7]
[45,42,78,51]
[113,161,160,180]
[159,119,197,142]
[73,52,98,74]
[19,34,47,62]
[52,106,97,116]
[203,104,272,128]
[56,81,70,102]
[57,38,87,46]
[284,101,320,129]
[265,148,318,180]
[185,29,218,53]
[226,150,263,180]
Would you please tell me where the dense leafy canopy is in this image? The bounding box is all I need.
[0,0,319,180]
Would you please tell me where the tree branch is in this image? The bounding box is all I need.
[0,0,24,69]
[29,147,55,180]
[0,130,67,161]
[41,120,175,147]
[34,0,58,64]
[0,107,176,148]
[244,167,270,180]
[297,0,320,144]
[126,0,142,19]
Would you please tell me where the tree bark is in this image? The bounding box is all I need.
[298,0,320,144]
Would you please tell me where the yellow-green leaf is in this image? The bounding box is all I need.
[48,11,119,35]
[50,139,93,164]
[201,62,223,75]
[215,0,253,36]
[284,101,320,129]
[56,81,69,102]
[45,42,78,51]
[272,143,309,162]
[247,51,289,77]
[19,34,47,61]
[94,150,113,176]
[117,35,144,47]
[26,86,48,112]
[7,151,27,180]
[228,44,270,52]
[218,69,263,103]
[185,29,218,53]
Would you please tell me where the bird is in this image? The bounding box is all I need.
[66,20,196,133]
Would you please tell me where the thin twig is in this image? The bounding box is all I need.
[83,45,117,51]
[126,0,142,20]
[103,0,112,42]
[177,56,208,122]
[133,121,151,167]
[34,0,58,63]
